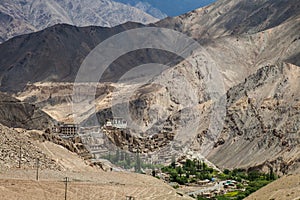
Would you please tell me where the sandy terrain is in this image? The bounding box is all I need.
[0,169,191,200]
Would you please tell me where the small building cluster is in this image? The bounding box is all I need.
[187,179,239,199]
[105,118,127,129]
[51,117,127,139]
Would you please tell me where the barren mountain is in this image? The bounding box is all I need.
[0,0,299,175]
[0,0,158,43]
[0,22,146,92]
[1,0,299,92]
[84,0,299,174]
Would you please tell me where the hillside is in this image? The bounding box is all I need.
[0,92,55,130]
[245,174,300,200]
[0,22,146,92]
[0,0,158,43]
[0,124,60,170]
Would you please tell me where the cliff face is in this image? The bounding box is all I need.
[207,63,300,175]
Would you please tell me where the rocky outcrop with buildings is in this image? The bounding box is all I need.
[103,126,175,153]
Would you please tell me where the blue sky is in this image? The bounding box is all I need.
[115,0,217,17]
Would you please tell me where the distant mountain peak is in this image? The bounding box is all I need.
[0,0,159,43]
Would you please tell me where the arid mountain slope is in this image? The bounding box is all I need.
[0,123,192,200]
[0,124,60,170]
[0,0,158,43]
[0,92,55,130]
[207,63,300,175]
[157,0,300,40]
[79,6,300,173]
[0,0,299,92]
[15,82,115,123]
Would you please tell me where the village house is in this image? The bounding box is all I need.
[60,124,79,137]
[52,123,79,138]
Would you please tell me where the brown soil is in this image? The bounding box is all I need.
[0,169,192,200]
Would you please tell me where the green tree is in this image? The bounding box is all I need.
[248,170,261,181]
[108,152,112,162]
[120,150,125,161]
[171,155,176,168]
[202,162,207,171]
[115,149,120,163]
[169,169,178,182]
[176,166,184,177]
[135,152,142,173]
[125,152,131,168]
[197,160,202,171]
[224,169,230,175]
[268,166,276,180]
